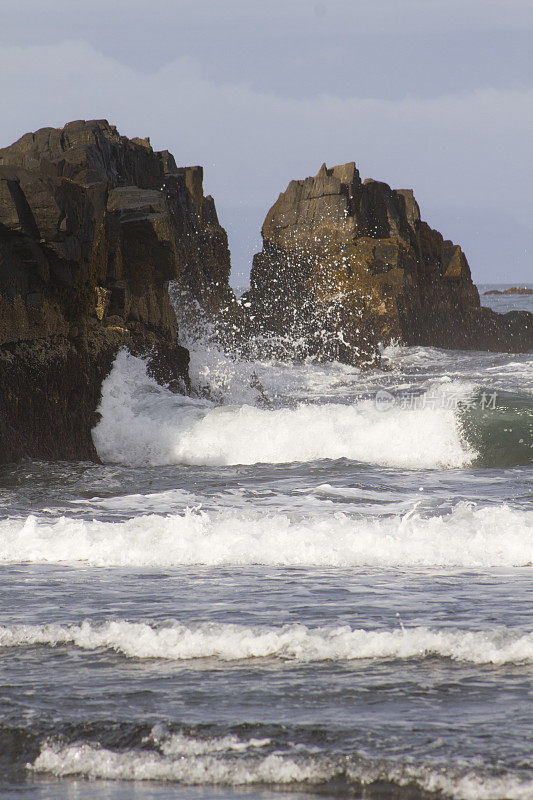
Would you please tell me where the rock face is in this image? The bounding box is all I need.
[0,119,233,463]
[246,163,533,363]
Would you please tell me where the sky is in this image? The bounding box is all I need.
[1,0,532,286]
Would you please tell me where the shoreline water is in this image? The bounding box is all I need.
[0,287,531,800]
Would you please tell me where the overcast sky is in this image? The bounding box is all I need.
[1,0,532,285]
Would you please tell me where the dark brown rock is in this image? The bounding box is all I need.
[0,120,234,464]
[246,162,533,362]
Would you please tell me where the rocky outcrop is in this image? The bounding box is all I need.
[485,287,533,295]
[0,119,233,463]
[246,163,533,363]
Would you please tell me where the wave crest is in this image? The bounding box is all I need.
[92,352,474,468]
[1,503,531,568]
[3,620,532,665]
[31,731,533,800]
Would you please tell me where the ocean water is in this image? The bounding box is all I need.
[0,287,531,800]
[479,284,533,315]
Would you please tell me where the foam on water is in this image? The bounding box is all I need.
[1,502,531,568]
[383,342,533,396]
[92,351,474,468]
[3,620,532,665]
[150,728,271,756]
[1,298,531,800]
[73,488,198,513]
[31,742,326,786]
[30,734,533,800]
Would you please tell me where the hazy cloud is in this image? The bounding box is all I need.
[1,2,531,282]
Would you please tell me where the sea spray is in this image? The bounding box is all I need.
[92,351,474,468]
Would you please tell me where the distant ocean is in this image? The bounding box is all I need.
[479,283,533,314]
[0,284,531,800]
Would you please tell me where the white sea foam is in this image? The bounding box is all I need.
[149,727,271,756]
[383,343,533,395]
[30,737,533,800]
[3,619,532,665]
[31,743,331,786]
[92,351,474,468]
[0,502,531,568]
[72,488,198,513]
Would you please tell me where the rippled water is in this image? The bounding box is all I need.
[0,288,531,799]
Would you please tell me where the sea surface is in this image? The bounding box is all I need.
[0,285,531,800]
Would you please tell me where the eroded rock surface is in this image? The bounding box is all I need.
[246,163,532,363]
[0,119,233,463]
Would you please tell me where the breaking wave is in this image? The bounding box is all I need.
[3,620,532,665]
[92,351,475,469]
[92,349,532,470]
[29,725,533,800]
[0,502,531,568]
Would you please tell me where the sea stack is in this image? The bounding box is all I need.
[0,120,234,463]
[245,162,533,363]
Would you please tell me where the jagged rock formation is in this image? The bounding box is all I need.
[246,163,533,363]
[0,119,233,463]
